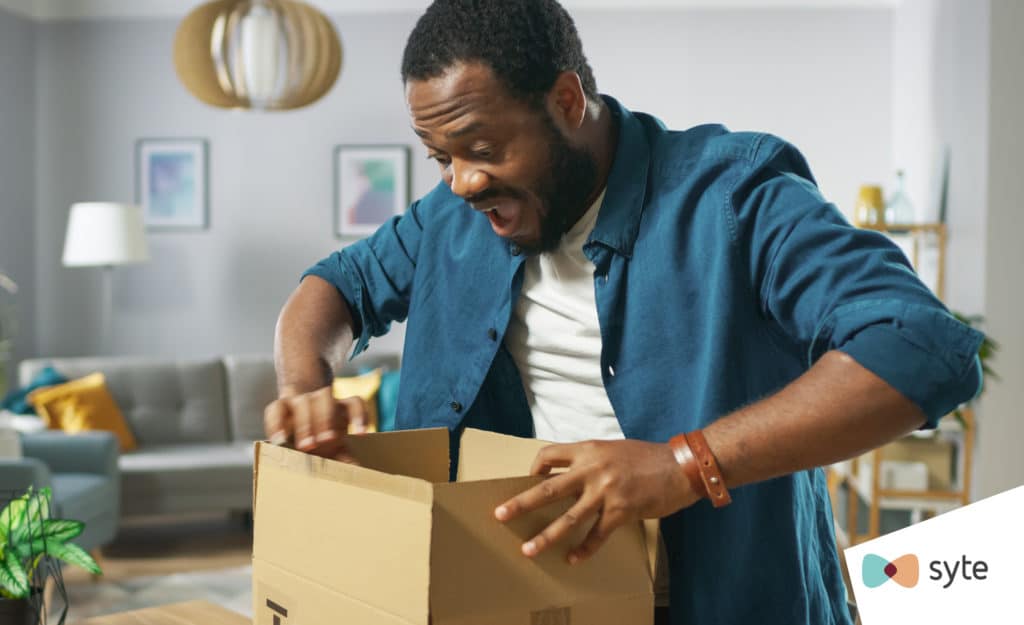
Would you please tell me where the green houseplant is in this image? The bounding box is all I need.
[0,487,101,624]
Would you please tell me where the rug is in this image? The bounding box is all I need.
[61,565,253,621]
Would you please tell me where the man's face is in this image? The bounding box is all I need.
[406,62,597,253]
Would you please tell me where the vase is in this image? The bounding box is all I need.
[885,169,916,227]
[0,593,41,625]
[854,185,886,227]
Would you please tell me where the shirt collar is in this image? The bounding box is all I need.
[586,95,652,259]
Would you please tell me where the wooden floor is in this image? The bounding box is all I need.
[62,514,253,585]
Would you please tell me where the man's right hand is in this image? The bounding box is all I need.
[263,387,371,463]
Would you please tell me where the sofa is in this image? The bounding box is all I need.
[0,430,120,551]
[16,353,399,519]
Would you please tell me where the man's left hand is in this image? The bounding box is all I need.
[494,439,701,564]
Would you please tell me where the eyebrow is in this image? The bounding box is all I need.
[446,121,484,138]
[411,121,485,141]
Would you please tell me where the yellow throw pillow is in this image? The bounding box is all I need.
[28,372,138,451]
[332,368,382,434]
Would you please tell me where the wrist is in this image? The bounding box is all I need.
[668,430,732,508]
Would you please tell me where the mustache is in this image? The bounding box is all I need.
[466,188,525,204]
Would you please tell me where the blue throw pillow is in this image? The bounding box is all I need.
[0,365,69,415]
[377,370,400,432]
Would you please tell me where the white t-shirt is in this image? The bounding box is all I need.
[505,190,625,443]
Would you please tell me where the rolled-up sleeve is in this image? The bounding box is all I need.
[302,199,425,358]
[734,135,984,427]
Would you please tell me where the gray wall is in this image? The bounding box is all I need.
[0,6,36,389]
[976,0,1024,500]
[891,0,989,316]
[29,8,892,361]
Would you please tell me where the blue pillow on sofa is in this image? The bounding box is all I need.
[0,365,69,415]
[377,370,401,432]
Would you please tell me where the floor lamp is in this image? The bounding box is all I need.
[62,202,150,354]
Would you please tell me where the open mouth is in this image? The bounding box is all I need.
[474,200,519,237]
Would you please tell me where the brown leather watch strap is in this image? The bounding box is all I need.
[669,430,732,508]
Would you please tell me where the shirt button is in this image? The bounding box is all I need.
[450,401,463,413]
[487,328,498,341]
[510,244,521,256]
[608,365,616,377]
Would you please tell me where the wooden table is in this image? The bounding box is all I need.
[73,601,249,625]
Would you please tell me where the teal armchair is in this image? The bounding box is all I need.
[0,431,120,551]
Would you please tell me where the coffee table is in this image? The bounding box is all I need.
[72,601,248,625]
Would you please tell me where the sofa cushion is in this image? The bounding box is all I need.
[19,357,230,445]
[222,355,277,442]
[2,365,68,414]
[119,442,255,515]
[119,442,254,474]
[30,373,138,451]
[51,472,117,526]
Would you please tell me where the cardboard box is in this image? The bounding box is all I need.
[252,428,654,625]
[879,436,955,490]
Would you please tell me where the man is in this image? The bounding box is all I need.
[264,1,984,623]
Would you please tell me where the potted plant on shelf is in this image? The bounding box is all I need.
[0,487,101,625]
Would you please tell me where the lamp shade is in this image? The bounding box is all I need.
[173,0,342,111]
[63,202,150,267]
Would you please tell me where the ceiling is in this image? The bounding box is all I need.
[0,0,900,21]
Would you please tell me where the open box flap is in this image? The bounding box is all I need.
[457,428,551,482]
[344,427,450,483]
[429,476,651,621]
[456,430,664,587]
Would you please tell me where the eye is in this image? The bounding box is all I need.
[427,153,451,167]
[470,145,496,160]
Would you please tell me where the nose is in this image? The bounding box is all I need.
[447,160,490,199]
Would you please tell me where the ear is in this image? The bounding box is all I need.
[546,71,588,130]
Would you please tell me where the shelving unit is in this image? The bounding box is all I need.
[828,408,974,547]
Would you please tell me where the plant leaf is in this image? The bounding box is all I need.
[0,498,27,537]
[13,520,86,561]
[23,490,51,526]
[39,519,83,543]
[45,542,101,576]
[0,547,30,598]
[9,494,51,547]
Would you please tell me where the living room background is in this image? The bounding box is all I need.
[0,0,1020,501]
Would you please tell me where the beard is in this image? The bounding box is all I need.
[525,112,600,254]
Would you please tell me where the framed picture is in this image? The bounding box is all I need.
[334,145,410,237]
[135,138,209,230]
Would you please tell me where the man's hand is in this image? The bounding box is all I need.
[494,439,701,564]
[263,386,371,464]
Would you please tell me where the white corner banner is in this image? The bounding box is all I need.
[846,485,1024,624]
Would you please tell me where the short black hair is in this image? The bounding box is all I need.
[401,0,599,105]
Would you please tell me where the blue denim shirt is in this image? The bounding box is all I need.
[305,96,984,625]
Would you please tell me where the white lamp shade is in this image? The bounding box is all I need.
[62,202,150,267]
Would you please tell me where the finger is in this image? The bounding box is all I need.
[263,400,293,446]
[308,390,347,459]
[495,472,579,522]
[529,444,578,476]
[521,494,602,558]
[291,395,315,451]
[339,396,370,434]
[568,507,627,565]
